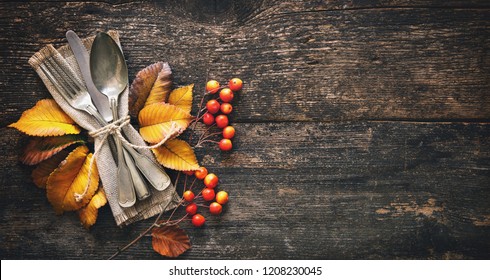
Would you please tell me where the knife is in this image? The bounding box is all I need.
[66,30,113,123]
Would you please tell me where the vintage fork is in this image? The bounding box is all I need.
[40,57,139,207]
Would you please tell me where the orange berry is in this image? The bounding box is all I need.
[195,167,208,180]
[186,203,198,215]
[222,126,235,139]
[183,190,195,202]
[215,115,229,128]
[219,88,234,103]
[202,112,215,126]
[204,173,219,188]
[202,188,215,201]
[206,99,220,114]
[209,202,222,215]
[192,214,205,227]
[215,191,229,205]
[183,170,194,176]
[220,103,233,114]
[206,80,220,94]
[229,78,243,91]
[219,139,232,151]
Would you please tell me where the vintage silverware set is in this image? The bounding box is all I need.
[39,31,170,208]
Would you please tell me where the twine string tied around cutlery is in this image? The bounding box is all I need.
[74,116,178,202]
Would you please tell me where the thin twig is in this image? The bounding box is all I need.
[108,172,183,260]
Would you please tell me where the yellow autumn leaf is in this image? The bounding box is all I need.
[168,84,193,114]
[139,103,193,143]
[46,145,99,214]
[129,62,172,118]
[152,139,199,171]
[31,149,70,189]
[8,99,80,136]
[78,187,107,229]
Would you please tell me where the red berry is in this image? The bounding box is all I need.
[209,202,223,215]
[215,191,229,205]
[215,115,229,128]
[183,170,194,176]
[202,188,215,201]
[183,190,195,202]
[219,139,232,151]
[229,78,243,91]
[219,88,234,103]
[186,203,198,215]
[220,103,233,115]
[195,167,208,180]
[192,214,206,227]
[222,126,235,139]
[206,99,220,114]
[204,173,219,189]
[202,112,215,126]
[206,80,220,94]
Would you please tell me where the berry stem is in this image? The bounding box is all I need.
[197,139,220,145]
[188,177,197,191]
[166,214,190,226]
[188,91,211,143]
[194,124,218,147]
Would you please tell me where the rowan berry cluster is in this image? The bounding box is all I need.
[200,78,242,151]
[182,167,229,227]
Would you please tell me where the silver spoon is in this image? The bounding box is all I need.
[90,32,172,193]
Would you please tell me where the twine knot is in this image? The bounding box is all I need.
[89,115,131,139]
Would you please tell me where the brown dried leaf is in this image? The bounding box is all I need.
[129,62,172,118]
[31,149,70,189]
[152,139,199,171]
[146,63,173,107]
[168,84,193,114]
[78,187,107,229]
[8,99,80,136]
[152,225,191,258]
[21,135,85,165]
[46,146,99,214]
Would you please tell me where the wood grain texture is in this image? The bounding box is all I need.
[0,0,489,126]
[0,0,489,259]
[1,121,489,259]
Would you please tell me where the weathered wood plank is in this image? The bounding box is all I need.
[1,121,488,259]
[211,7,490,122]
[0,1,489,126]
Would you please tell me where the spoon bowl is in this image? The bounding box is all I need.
[90,32,129,98]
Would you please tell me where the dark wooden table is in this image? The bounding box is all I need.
[1,0,489,259]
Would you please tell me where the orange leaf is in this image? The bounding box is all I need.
[32,149,70,189]
[129,62,172,118]
[139,103,192,143]
[168,84,193,114]
[46,145,99,214]
[152,225,191,258]
[8,99,80,136]
[78,187,107,229]
[152,139,199,171]
[21,135,85,165]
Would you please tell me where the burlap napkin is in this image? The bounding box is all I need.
[28,31,180,226]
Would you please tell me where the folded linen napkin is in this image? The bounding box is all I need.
[28,31,180,226]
